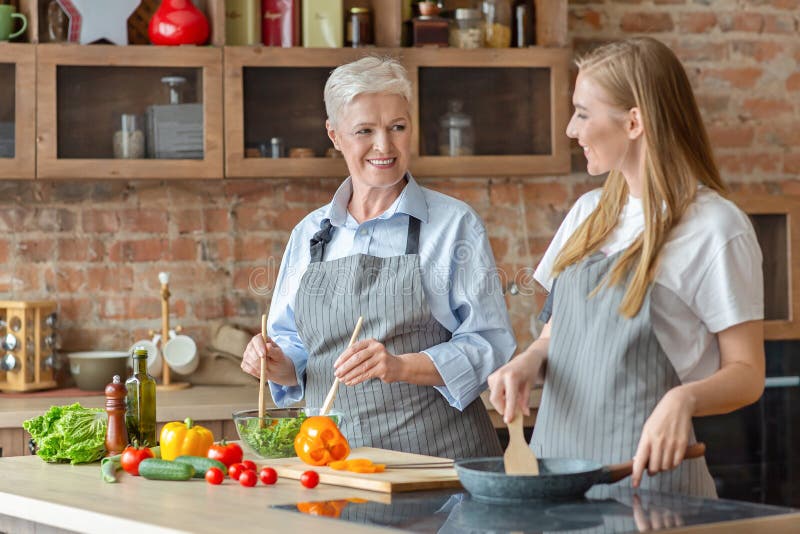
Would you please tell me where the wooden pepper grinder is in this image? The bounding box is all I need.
[105,375,128,456]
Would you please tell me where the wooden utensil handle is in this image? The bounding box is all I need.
[259,314,267,429]
[320,316,363,416]
[605,442,706,483]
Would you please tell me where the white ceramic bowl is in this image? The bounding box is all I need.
[68,351,129,391]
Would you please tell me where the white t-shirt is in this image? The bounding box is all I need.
[534,186,764,383]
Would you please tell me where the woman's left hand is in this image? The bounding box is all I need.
[632,387,696,488]
[334,339,402,386]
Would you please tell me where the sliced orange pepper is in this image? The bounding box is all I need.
[326,458,386,474]
[328,460,349,470]
[293,416,350,466]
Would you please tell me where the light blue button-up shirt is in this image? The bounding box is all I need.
[267,173,516,411]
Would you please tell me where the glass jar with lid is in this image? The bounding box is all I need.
[438,99,474,156]
[346,6,373,47]
[449,8,483,49]
[481,0,511,48]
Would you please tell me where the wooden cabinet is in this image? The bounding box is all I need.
[731,194,800,340]
[224,46,570,178]
[36,44,224,180]
[0,44,35,179]
[1,1,569,180]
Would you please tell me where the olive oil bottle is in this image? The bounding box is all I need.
[125,348,157,446]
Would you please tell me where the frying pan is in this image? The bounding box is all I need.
[454,443,706,504]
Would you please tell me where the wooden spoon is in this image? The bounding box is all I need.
[259,314,267,429]
[504,412,539,475]
[320,316,364,416]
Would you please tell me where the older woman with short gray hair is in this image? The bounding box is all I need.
[242,57,515,459]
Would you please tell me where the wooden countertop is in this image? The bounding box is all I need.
[0,386,542,429]
[0,454,798,534]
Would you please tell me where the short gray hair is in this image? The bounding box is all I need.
[324,57,413,127]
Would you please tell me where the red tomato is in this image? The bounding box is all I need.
[208,441,244,467]
[120,445,154,476]
[205,467,224,485]
[242,460,257,472]
[228,462,247,480]
[300,470,320,489]
[238,470,257,487]
[259,467,278,485]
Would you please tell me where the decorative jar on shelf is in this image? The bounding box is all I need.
[481,0,511,48]
[438,100,475,156]
[148,0,209,46]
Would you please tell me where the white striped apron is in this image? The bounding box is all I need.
[294,216,501,459]
[533,252,717,497]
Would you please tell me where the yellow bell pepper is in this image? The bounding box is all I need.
[159,418,214,461]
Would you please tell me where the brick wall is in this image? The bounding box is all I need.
[1,0,797,359]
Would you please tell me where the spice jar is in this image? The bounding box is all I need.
[346,6,373,47]
[113,114,145,159]
[481,0,511,48]
[449,8,483,49]
[438,99,475,156]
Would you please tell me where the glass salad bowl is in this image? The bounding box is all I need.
[232,407,344,459]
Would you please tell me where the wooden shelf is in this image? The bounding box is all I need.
[225,46,570,178]
[730,194,800,340]
[0,43,35,180]
[1,1,570,180]
[36,44,223,180]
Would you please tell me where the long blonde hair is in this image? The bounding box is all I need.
[552,37,727,317]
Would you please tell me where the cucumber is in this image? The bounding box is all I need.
[174,455,227,478]
[138,458,194,481]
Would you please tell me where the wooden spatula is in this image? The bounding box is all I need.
[504,413,539,475]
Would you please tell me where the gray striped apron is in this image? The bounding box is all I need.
[294,216,501,459]
[532,251,717,497]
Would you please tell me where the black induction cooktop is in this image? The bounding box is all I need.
[272,486,799,533]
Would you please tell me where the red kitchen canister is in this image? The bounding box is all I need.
[149,0,210,46]
[262,0,300,47]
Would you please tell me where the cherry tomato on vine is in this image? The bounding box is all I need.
[239,470,258,487]
[205,467,224,485]
[259,467,278,485]
[300,470,320,489]
[120,444,154,476]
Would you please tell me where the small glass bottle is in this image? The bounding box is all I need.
[113,114,145,159]
[346,6,373,47]
[125,348,157,447]
[482,0,511,48]
[438,99,475,156]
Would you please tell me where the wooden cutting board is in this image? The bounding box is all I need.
[264,447,461,493]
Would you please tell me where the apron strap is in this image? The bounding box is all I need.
[308,215,421,262]
[405,216,421,255]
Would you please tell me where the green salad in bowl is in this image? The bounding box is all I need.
[232,407,344,459]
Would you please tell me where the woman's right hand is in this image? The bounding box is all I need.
[488,351,541,424]
[488,322,550,424]
[241,334,298,386]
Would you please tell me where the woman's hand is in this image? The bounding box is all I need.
[334,339,402,386]
[241,334,298,386]
[632,387,696,487]
[487,351,542,424]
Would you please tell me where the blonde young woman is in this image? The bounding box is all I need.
[489,37,765,497]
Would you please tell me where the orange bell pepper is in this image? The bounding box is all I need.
[293,416,350,466]
[326,458,385,473]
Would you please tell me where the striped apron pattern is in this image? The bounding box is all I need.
[294,215,501,459]
[532,252,717,497]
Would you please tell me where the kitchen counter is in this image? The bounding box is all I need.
[0,454,798,534]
